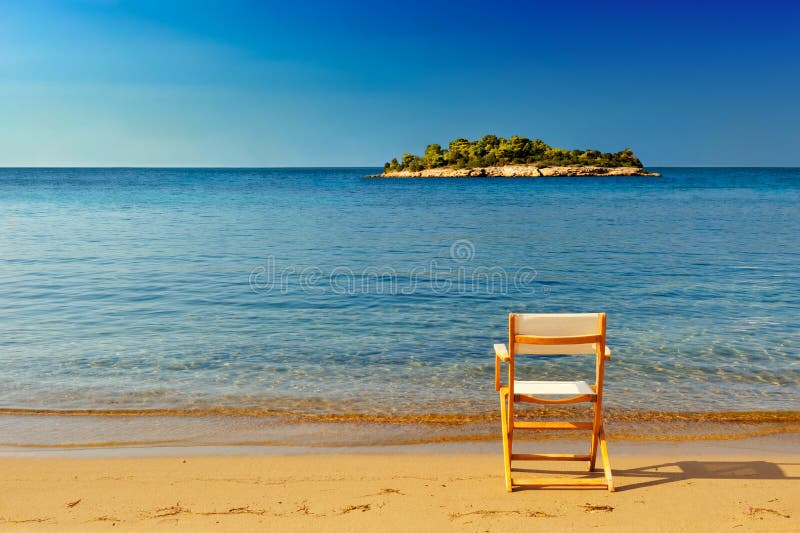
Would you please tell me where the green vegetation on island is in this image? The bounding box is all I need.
[384,135,644,172]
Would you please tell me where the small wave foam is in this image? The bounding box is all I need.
[1,406,798,424]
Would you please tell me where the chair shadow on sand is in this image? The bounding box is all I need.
[512,461,800,492]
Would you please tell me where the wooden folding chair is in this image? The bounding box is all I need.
[494,312,614,491]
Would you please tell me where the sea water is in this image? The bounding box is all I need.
[0,168,798,446]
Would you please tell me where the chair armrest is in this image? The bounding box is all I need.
[494,343,510,362]
[494,343,509,391]
[604,346,612,361]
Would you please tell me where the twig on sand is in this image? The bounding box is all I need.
[2,517,53,524]
[365,488,404,497]
[450,510,555,520]
[92,515,121,522]
[747,507,790,519]
[149,503,191,518]
[341,504,371,514]
[582,504,614,513]
[200,506,268,516]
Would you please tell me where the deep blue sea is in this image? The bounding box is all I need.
[1,168,798,422]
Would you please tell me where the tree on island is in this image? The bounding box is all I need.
[384,135,644,172]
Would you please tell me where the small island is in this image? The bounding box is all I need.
[368,135,660,177]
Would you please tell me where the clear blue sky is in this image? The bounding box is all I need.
[1,0,798,167]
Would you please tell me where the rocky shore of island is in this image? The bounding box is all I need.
[368,165,660,178]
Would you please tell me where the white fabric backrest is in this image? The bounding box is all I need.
[513,313,602,355]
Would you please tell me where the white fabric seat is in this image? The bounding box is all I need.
[513,380,595,396]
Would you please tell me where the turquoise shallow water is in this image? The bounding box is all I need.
[0,168,798,418]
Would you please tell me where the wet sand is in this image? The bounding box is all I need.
[2,408,798,450]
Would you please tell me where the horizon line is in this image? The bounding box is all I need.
[1,165,799,170]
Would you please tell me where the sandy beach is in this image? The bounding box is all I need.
[1,437,797,531]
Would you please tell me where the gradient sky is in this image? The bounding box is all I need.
[1,0,798,166]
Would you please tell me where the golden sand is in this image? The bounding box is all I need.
[0,440,798,531]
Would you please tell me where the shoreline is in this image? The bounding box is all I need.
[2,431,799,458]
[369,164,660,178]
[1,438,797,530]
[2,409,798,452]
[3,406,798,422]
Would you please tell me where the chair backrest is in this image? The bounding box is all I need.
[510,313,605,356]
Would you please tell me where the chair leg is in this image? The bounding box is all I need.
[500,391,512,492]
[588,430,599,472]
[588,402,601,471]
[599,427,614,491]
